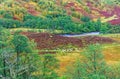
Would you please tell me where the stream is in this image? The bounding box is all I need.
[61,32,100,37]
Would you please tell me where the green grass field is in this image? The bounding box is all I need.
[9,28,63,34]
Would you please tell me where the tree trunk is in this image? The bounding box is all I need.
[3,58,6,77]
[16,52,19,78]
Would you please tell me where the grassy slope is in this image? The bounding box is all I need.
[56,34,120,74]
[9,28,63,33]
[0,0,120,24]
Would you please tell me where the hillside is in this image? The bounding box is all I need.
[0,1,120,79]
[0,0,120,25]
[0,0,120,34]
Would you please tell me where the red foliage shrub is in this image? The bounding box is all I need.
[22,32,115,50]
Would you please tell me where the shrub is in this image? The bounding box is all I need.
[0,19,21,28]
[81,16,91,22]
[71,11,81,19]
[108,25,120,33]
[3,12,13,19]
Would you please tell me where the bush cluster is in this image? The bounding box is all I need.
[0,13,120,34]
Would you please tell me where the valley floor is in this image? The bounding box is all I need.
[9,28,120,75]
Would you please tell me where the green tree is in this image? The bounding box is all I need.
[107,62,120,79]
[0,28,41,79]
[82,44,108,79]
[0,27,13,78]
[95,18,101,31]
[66,44,108,79]
[12,31,37,78]
[41,54,59,79]
[100,23,109,34]
[81,16,91,22]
